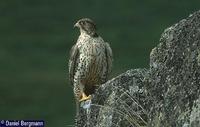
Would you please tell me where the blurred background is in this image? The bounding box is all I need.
[0,0,199,126]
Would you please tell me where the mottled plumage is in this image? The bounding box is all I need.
[69,18,113,104]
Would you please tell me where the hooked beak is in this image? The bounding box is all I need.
[74,22,79,28]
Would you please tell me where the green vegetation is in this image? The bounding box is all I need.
[0,0,199,126]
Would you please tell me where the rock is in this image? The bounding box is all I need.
[148,10,200,126]
[76,10,200,127]
[77,69,149,127]
[189,96,200,127]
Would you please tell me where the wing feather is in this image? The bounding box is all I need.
[105,42,113,77]
[68,44,79,85]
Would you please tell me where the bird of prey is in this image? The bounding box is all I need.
[69,18,113,105]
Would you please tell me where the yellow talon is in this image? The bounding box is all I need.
[79,92,91,102]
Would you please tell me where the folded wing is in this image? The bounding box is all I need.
[105,42,113,78]
[68,44,79,85]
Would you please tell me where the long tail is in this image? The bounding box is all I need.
[74,100,80,127]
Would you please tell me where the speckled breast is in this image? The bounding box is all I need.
[79,42,107,84]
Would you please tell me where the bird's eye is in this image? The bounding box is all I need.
[80,21,85,25]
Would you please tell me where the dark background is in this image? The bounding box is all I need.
[0,0,199,126]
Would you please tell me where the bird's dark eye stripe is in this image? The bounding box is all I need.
[79,19,94,26]
[80,21,84,24]
[85,20,90,24]
[86,21,95,27]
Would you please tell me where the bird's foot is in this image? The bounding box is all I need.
[79,93,91,102]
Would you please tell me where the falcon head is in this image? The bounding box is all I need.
[74,18,98,37]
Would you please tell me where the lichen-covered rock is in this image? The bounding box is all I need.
[76,10,200,127]
[148,10,200,126]
[77,69,149,127]
[189,96,200,127]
